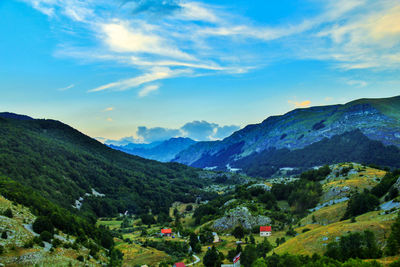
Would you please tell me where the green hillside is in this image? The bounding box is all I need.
[0,115,205,218]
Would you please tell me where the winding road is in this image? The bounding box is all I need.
[187,254,200,266]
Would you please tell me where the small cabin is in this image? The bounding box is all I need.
[260,226,272,237]
[174,262,186,267]
[161,228,172,237]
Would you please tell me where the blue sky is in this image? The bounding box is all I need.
[1,0,400,143]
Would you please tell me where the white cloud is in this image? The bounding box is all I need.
[346,80,368,87]
[89,67,192,92]
[58,83,75,91]
[21,0,400,95]
[138,84,159,97]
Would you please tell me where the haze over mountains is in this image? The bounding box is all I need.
[109,137,196,162]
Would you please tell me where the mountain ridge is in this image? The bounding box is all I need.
[109,137,196,162]
[173,95,400,172]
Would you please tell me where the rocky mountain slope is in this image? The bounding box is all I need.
[173,96,400,174]
[110,137,196,162]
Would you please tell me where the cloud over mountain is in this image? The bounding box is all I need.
[105,120,240,145]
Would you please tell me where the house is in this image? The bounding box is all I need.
[212,232,221,243]
[161,228,172,237]
[174,262,186,267]
[260,226,272,237]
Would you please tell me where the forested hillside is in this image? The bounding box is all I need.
[0,114,205,218]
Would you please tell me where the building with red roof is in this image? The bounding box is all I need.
[161,228,172,237]
[260,226,272,237]
[174,262,186,267]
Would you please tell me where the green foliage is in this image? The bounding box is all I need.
[371,169,400,198]
[0,117,203,218]
[232,225,245,240]
[343,191,379,219]
[300,165,331,181]
[0,176,115,250]
[4,208,13,218]
[189,233,201,253]
[1,231,7,239]
[109,248,124,267]
[242,244,258,267]
[199,228,214,244]
[140,214,156,225]
[33,216,54,234]
[0,245,3,255]
[144,240,189,258]
[386,213,400,256]
[236,130,400,178]
[325,230,382,262]
[40,231,53,242]
[120,217,131,228]
[203,246,223,267]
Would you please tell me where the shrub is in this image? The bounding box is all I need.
[1,231,8,239]
[4,208,13,218]
[40,231,53,242]
[33,216,54,234]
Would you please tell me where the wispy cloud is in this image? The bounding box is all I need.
[21,0,400,95]
[138,84,159,97]
[288,100,311,108]
[89,67,191,92]
[58,84,75,91]
[346,79,368,87]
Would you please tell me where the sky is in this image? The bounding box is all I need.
[1,0,400,143]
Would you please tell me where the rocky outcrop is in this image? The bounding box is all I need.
[393,177,400,191]
[213,207,271,231]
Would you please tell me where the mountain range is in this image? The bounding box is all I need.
[172,96,400,176]
[109,137,196,162]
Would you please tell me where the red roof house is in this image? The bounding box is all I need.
[260,226,272,236]
[161,228,172,236]
[174,262,186,267]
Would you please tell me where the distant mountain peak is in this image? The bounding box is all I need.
[0,112,34,121]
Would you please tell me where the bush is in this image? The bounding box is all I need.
[33,216,54,234]
[0,245,4,254]
[77,255,84,262]
[4,208,13,218]
[40,231,53,242]
[343,191,380,219]
[23,239,34,248]
[1,231,8,239]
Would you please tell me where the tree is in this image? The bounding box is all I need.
[40,231,53,242]
[232,225,245,240]
[241,245,258,267]
[256,238,273,258]
[4,208,13,218]
[33,216,54,234]
[190,233,201,253]
[186,205,193,211]
[250,235,255,244]
[1,231,7,239]
[203,246,222,267]
[343,192,379,219]
[251,258,268,267]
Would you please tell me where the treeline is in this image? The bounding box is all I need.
[235,130,400,177]
[0,117,205,218]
